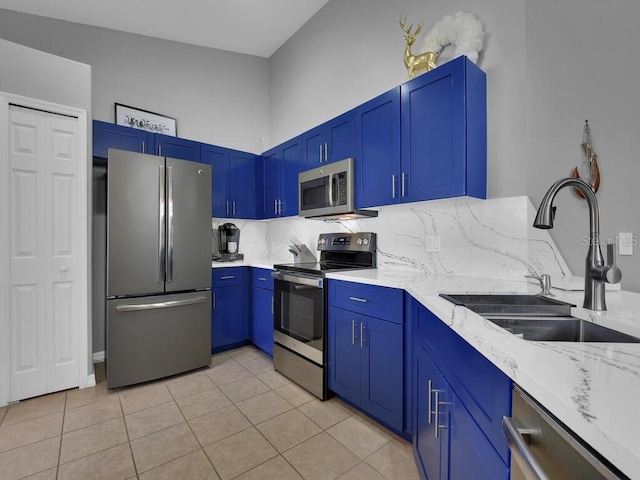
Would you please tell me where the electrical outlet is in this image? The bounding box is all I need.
[618,232,634,256]
[425,234,441,252]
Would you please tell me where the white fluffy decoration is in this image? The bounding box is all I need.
[420,11,484,63]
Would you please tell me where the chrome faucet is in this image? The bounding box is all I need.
[533,177,621,310]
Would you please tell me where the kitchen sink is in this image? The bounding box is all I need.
[439,294,574,316]
[485,316,640,343]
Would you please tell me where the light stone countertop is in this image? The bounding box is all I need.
[208,259,640,478]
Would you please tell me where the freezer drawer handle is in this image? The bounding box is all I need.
[116,295,209,312]
[502,416,550,480]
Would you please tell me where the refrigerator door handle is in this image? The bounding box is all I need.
[166,166,174,283]
[115,295,209,312]
[158,165,166,283]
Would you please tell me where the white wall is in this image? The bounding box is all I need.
[0,8,270,154]
[0,37,93,395]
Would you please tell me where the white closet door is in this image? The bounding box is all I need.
[9,106,79,401]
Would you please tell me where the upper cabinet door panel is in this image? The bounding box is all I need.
[201,144,230,218]
[325,111,355,164]
[355,88,401,209]
[156,134,202,162]
[229,150,257,219]
[93,120,154,158]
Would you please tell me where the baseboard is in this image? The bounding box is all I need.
[93,350,105,363]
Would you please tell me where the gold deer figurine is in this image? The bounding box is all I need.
[400,15,438,79]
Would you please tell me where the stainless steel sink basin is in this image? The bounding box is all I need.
[485,316,640,343]
[440,294,574,316]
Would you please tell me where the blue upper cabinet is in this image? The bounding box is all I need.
[155,134,202,162]
[355,88,401,209]
[229,149,258,219]
[400,56,487,202]
[202,144,258,219]
[261,136,303,218]
[93,120,201,163]
[202,144,230,218]
[302,111,355,169]
[93,120,155,158]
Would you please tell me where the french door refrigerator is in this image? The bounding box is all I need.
[106,149,212,388]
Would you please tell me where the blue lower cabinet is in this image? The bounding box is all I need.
[412,298,510,480]
[250,268,274,356]
[211,268,248,351]
[329,306,403,432]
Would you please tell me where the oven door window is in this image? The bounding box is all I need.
[301,176,330,211]
[275,279,324,352]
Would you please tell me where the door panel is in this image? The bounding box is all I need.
[165,157,211,292]
[8,106,80,400]
[328,307,360,405]
[107,150,165,296]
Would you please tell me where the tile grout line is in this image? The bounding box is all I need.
[118,384,141,479]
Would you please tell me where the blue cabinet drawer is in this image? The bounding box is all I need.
[414,303,511,463]
[212,267,246,287]
[328,280,403,324]
[251,267,274,290]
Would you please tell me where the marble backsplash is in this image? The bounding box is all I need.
[212,196,572,281]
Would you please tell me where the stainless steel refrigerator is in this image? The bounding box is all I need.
[106,149,212,389]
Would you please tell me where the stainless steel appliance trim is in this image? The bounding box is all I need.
[328,173,335,206]
[273,343,325,399]
[115,295,209,312]
[166,165,174,283]
[271,271,323,288]
[505,386,623,480]
[502,415,550,480]
[274,330,323,365]
[158,165,166,283]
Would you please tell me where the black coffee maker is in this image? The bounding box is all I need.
[214,223,243,262]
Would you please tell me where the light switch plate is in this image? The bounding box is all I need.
[618,232,634,256]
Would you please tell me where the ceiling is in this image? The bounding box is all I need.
[0,0,330,57]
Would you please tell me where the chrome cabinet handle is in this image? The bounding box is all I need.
[274,199,278,215]
[360,323,365,348]
[158,145,162,156]
[433,390,450,439]
[324,142,329,162]
[258,277,267,281]
[428,380,434,424]
[401,172,407,197]
[392,174,397,198]
[226,201,230,216]
[502,416,550,480]
[351,320,357,345]
[319,144,323,163]
[232,201,236,216]
[349,296,368,303]
[142,141,145,154]
[220,275,235,280]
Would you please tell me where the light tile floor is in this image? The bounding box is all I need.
[0,345,420,480]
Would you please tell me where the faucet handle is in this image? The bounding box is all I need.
[604,243,622,284]
[525,274,553,296]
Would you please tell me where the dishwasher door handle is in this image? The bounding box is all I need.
[502,416,550,480]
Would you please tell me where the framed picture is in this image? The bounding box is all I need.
[115,103,177,136]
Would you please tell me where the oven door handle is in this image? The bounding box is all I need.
[272,271,324,288]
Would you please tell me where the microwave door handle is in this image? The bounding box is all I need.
[328,173,335,206]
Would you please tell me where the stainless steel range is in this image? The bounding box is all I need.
[272,232,377,400]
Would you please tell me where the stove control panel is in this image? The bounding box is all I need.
[317,232,376,252]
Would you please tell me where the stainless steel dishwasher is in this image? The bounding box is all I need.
[502,386,627,480]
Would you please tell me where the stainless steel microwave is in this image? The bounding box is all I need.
[298,158,355,218]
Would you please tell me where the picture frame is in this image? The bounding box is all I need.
[115,103,177,136]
